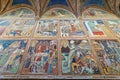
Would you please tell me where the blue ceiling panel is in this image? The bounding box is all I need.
[12,0,32,6]
[48,0,68,7]
[83,0,104,7]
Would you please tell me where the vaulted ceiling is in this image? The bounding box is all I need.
[0,0,119,18]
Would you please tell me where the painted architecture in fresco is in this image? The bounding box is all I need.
[0,0,120,79]
[83,20,114,38]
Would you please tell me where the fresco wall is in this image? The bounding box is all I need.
[0,8,34,19]
[0,7,119,79]
[82,8,118,19]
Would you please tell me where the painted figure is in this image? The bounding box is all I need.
[22,40,58,75]
[82,8,118,19]
[0,40,27,74]
[41,9,75,19]
[2,19,35,38]
[93,40,120,75]
[61,40,100,75]
[34,20,58,37]
[60,20,84,37]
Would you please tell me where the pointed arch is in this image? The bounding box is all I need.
[41,8,76,19]
[82,7,118,19]
[0,7,35,18]
[0,0,36,15]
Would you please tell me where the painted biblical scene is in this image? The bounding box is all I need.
[2,19,36,38]
[82,8,118,19]
[60,19,85,37]
[0,19,11,35]
[41,8,75,19]
[22,40,58,75]
[61,40,100,75]
[106,20,120,38]
[34,20,58,38]
[0,8,34,18]
[83,20,114,38]
[92,40,120,75]
[0,40,27,74]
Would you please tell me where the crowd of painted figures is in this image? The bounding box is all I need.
[61,40,100,74]
[93,40,120,75]
[0,40,27,73]
[23,40,57,74]
[0,8,119,75]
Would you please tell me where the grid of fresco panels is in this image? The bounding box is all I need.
[0,8,119,79]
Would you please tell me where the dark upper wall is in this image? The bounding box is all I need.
[83,0,105,7]
[48,0,68,7]
[12,0,32,6]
